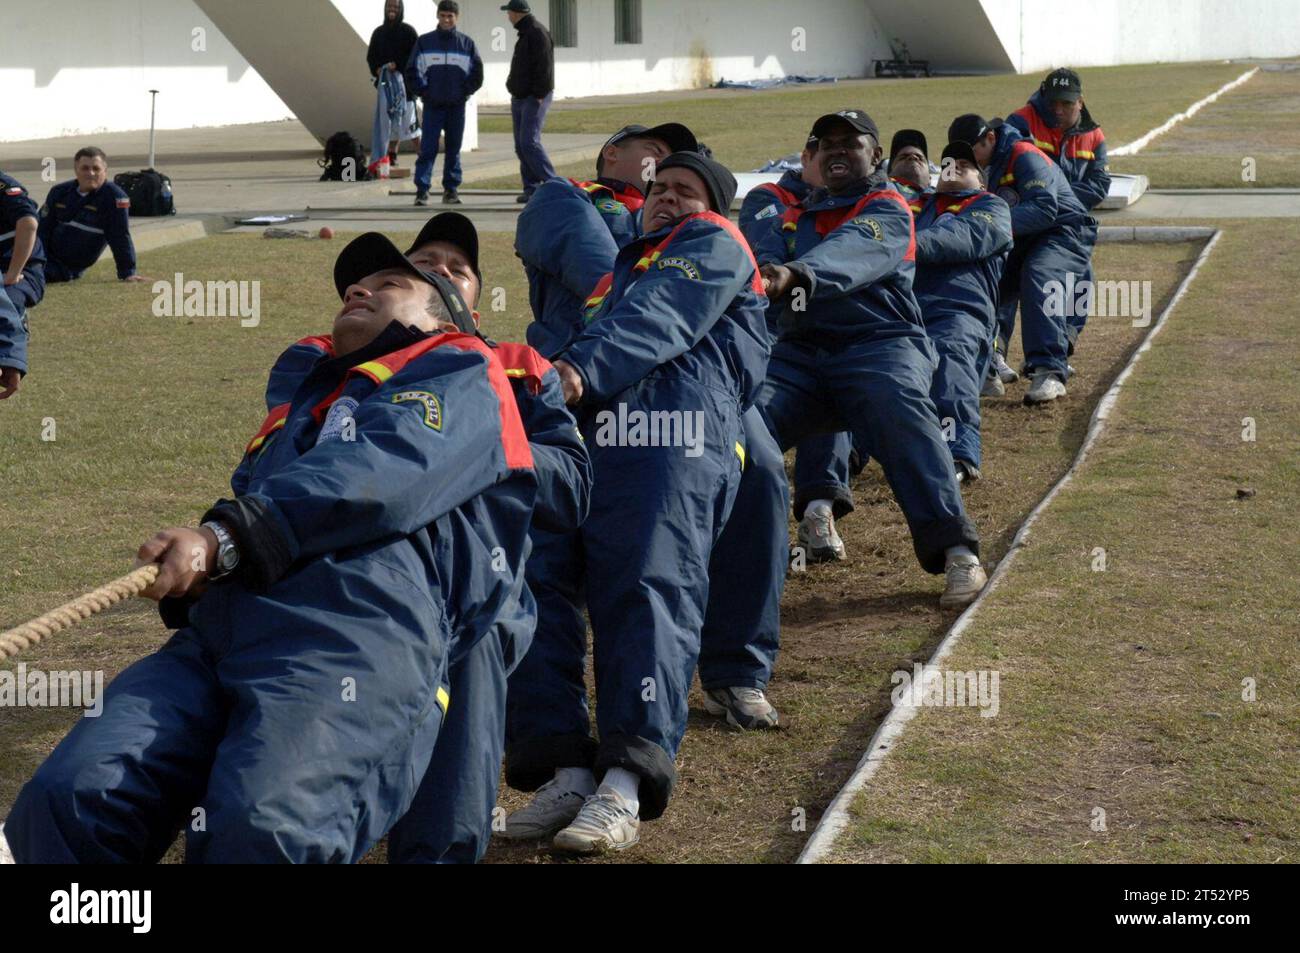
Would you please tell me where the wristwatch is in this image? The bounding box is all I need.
[202,520,240,580]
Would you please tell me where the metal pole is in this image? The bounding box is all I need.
[147,89,159,169]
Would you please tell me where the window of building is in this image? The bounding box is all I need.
[549,0,577,48]
[614,0,642,45]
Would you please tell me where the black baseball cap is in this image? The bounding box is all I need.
[889,128,929,162]
[941,140,979,167]
[1042,68,1082,102]
[602,123,699,156]
[406,212,481,285]
[500,0,530,12]
[948,113,992,146]
[655,151,738,214]
[810,109,880,143]
[334,232,476,335]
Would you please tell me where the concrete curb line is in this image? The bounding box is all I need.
[1110,68,1259,156]
[794,227,1224,865]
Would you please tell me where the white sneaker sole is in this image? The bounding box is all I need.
[551,826,640,855]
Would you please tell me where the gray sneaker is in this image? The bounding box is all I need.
[797,508,846,562]
[992,351,1019,384]
[940,556,987,609]
[1024,371,1067,405]
[704,686,780,730]
[501,778,588,840]
[981,369,1005,398]
[551,792,640,855]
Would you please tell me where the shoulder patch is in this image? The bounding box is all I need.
[392,390,443,430]
[755,203,780,221]
[851,216,885,241]
[116,197,131,209]
[657,256,700,279]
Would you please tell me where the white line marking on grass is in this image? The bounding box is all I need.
[796,227,1224,865]
[1110,68,1259,156]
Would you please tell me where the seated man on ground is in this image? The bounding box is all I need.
[39,147,148,284]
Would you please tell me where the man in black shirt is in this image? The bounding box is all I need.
[366,0,420,175]
[502,1,556,203]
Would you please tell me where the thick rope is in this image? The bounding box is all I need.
[0,564,160,663]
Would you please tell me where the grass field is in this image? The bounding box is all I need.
[0,232,1206,863]
[473,60,1298,189]
[833,220,1300,863]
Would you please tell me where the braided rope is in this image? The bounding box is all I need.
[0,564,160,663]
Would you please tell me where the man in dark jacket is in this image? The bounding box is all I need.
[367,0,420,177]
[502,1,556,202]
[408,1,484,205]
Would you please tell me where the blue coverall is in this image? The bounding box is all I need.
[1,172,46,377]
[38,179,137,281]
[6,323,538,863]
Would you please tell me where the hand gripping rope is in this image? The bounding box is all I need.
[0,564,161,663]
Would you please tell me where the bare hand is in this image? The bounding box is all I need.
[136,526,218,601]
[552,359,584,405]
[760,264,796,299]
[3,270,22,287]
[0,366,20,400]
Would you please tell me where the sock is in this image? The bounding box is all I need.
[803,499,834,520]
[555,767,596,796]
[945,545,976,566]
[597,767,641,813]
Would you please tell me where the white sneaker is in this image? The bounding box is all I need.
[798,508,846,562]
[1024,371,1067,405]
[940,556,987,610]
[0,824,14,864]
[501,778,589,840]
[704,686,780,730]
[981,370,1005,398]
[551,792,640,855]
[992,351,1019,384]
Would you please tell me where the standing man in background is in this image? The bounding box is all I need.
[502,1,556,204]
[408,1,484,206]
[367,0,420,179]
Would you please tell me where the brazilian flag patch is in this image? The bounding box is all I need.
[391,390,443,430]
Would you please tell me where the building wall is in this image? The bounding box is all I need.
[3,0,293,142]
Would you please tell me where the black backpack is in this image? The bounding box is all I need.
[319,132,371,182]
[114,169,175,216]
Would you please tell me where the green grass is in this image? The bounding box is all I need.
[472,61,1281,189]
[831,219,1300,864]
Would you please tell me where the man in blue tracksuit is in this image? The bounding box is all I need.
[505,152,769,854]
[1,171,45,399]
[407,1,484,206]
[39,147,144,284]
[914,141,1013,481]
[949,114,1097,405]
[748,109,985,611]
[1005,68,1110,366]
[382,213,592,864]
[3,234,539,863]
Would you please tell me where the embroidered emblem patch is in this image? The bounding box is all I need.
[657,256,700,279]
[392,390,443,430]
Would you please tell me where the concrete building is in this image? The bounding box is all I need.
[4,0,1298,144]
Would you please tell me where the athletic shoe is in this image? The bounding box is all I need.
[981,370,1005,398]
[992,351,1019,384]
[704,686,780,730]
[388,152,399,168]
[500,777,588,840]
[0,825,13,864]
[940,556,987,609]
[414,190,429,206]
[551,792,640,855]
[797,508,847,562]
[955,461,982,484]
[442,189,462,204]
[1024,371,1067,405]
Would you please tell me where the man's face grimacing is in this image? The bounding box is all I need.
[408,240,480,309]
[1050,97,1083,130]
[938,158,983,194]
[817,123,881,192]
[75,156,107,193]
[890,145,929,190]
[643,167,710,232]
[437,8,457,30]
[603,136,671,188]
[333,269,455,355]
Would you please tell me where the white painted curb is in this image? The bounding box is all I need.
[1110,68,1259,157]
[796,228,1224,864]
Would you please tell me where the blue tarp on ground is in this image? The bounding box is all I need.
[713,75,838,90]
